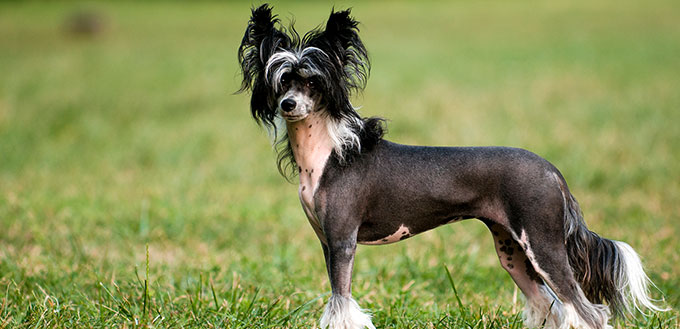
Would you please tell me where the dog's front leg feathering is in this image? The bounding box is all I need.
[319,228,376,329]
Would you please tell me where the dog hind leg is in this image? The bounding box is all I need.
[519,225,611,329]
[487,223,560,328]
[487,222,611,329]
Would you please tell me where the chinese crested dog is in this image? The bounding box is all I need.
[237,4,665,329]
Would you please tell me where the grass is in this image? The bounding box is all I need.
[1,0,679,328]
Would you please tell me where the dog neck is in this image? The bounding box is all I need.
[287,112,334,209]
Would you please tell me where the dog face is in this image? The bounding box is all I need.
[275,71,322,122]
[265,48,327,122]
[237,4,369,127]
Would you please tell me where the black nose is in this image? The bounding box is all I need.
[281,99,297,112]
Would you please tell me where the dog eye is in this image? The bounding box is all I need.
[307,80,316,89]
[281,74,291,84]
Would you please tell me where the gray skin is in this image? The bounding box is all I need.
[314,141,607,328]
[318,143,562,244]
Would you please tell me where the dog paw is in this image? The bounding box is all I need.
[320,294,376,329]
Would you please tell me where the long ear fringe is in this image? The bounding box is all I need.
[237,4,276,93]
[325,9,370,90]
[305,8,370,95]
[237,4,291,128]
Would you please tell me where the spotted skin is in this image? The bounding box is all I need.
[361,224,411,245]
[487,223,545,301]
[287,111,334,218]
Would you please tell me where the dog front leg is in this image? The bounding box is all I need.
[319,235,376,329]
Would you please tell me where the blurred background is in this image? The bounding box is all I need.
[1,1,678,327]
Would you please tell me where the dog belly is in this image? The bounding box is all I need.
[358,224,412,245]
[356,215,470,245]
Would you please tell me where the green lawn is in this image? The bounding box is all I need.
[1,1,678,328]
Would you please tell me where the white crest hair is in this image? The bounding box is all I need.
[265,47,328,93]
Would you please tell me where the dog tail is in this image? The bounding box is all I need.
[556,173,667,318]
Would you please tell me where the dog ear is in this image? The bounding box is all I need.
[238,4,289,90]
[309,8,370,93]
[238,4,290,126]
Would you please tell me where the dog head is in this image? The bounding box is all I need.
[237,4,370,127]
